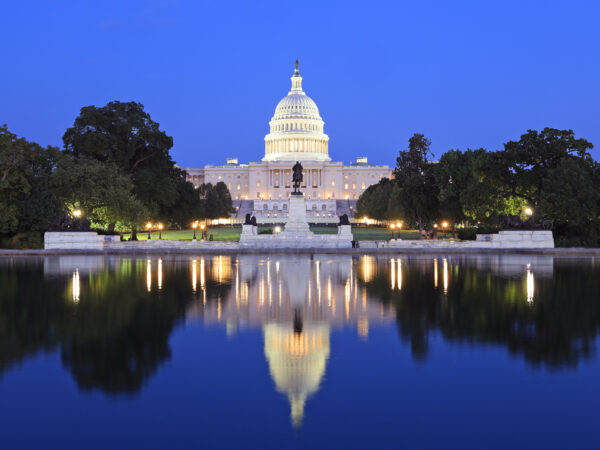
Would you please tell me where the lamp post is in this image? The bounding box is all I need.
[146,222,152,240]
[158,223,163,240]
[390,223,396,240]
[200,223,206,240]
[192,222,197,241]
[525,207,533,217]
[442,221,448,239]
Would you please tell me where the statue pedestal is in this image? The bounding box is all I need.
[241,224,258,236]
[283,194,311,234]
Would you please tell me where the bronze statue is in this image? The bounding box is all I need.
[292,161,303,195]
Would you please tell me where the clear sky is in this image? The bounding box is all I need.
[1,0,599,166]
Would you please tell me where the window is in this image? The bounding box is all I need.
[331,181,335,187]
[322,204,327,210]
[283,204,287,210]
[344,183,348,190]
[361,182,366,189]
[352,183,356,189]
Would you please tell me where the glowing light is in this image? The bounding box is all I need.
[274,226,282,234]
[72,209,82,218]
[396,222,403,229]
[390,224,396,230]
[443,258,449,294]
[158,223,164,230]
[361,256,375,283]
[146,259,152,292]
[72,269,80,302]
[200,257,205,288]
[146,222,152,229]
[157,258,163,290]
[434,258,438,288]
[397,258,402,290]
[526,264,535,303]
[525,207,534,216]
[442,221,448,229]
[192,222,197,229]
[192,258,197,292]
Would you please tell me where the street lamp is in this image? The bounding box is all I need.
[158,223,164,240]
[200,223,206,240]
[442,221,448,238]
[146,222,152,240]
[525,207,533,216]
[72,209,82,218]
[389,223,396,240]
[192,222,197,241]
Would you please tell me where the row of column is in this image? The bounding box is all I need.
[268,169,322,188]
[265,138,328,155]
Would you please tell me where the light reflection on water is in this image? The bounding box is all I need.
[1,253,599,447]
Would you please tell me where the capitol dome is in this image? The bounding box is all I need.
[263,61,331,162]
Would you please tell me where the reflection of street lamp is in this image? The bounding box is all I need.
[72,209,82,218]
[192,222,197,240]
[390,223,396,239]
[158,223,163,240]
[146,222,152,240]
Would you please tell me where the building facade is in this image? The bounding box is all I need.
[184,61,391,222]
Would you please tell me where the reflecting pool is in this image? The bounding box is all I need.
[1,254,599,449]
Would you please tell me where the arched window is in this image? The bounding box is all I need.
[283,203,287,210]
[263,204,268,210]
[322,204,327,210]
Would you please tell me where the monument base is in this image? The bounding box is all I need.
[282,194,311,235]
[239,194,353,249]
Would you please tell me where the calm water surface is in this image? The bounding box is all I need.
[1,254,599,449]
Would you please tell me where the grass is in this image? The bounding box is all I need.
[123,226,421,241]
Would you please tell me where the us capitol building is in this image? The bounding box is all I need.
[183,61,391,223]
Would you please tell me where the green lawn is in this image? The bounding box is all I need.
[123,226,420,241]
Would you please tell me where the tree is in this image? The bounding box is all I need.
[356,178,393,221]
[62,101,181,223]
[0,125,62,235]
[391,134,439,233]
[197,182,234,220]
[53,156,148,232]
[485,128,594,211]
[160,169,204,228]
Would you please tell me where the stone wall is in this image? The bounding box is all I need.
[387,230,554,249]
[44,232,104,250]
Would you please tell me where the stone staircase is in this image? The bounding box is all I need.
[233,200,255,219]
[335,200,357,218]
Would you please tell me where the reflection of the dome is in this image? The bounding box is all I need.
[264,321,330,429]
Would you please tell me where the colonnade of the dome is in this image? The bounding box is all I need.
[265,137,329,157]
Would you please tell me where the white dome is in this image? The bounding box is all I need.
[263,61,330,162]
[273,93,321,121]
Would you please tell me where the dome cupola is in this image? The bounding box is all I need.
[263,61,330,162]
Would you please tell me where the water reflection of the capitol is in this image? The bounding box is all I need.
[186,255,393,428]
[42,253,553,428]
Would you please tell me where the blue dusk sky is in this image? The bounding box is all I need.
[1,0,599,167]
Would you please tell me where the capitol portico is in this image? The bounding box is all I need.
[184,61,391,222]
